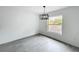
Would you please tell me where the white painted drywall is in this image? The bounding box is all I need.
[0,6,39,44]
[39,6,79,47]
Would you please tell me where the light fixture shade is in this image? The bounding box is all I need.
[40,14,49,20]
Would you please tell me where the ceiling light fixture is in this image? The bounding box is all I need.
[40,6,49,20]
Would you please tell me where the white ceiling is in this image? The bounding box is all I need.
[28,6,67,14]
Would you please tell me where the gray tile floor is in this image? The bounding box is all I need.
[0,35,79,52]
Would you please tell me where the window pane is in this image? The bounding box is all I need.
[48,15,62,35]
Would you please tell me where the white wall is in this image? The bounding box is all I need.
[39,6,79,47]
[0,6,39,44]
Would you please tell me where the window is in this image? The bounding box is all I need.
[48,15,62,35]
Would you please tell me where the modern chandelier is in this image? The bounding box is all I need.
[40,6,49,20]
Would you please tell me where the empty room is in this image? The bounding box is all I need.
[0,6,79,52]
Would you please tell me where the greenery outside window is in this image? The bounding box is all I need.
[48,15,62,35]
